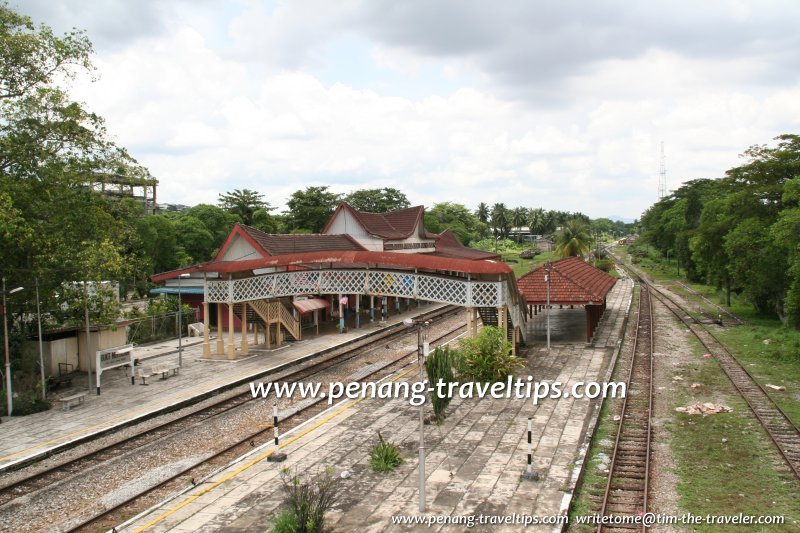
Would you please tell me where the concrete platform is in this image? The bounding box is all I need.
[122,278,633,532]
[0,303,444,472]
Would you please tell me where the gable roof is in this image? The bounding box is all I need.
[517,256,616,305]
[216,223,365,261]
[427,229,500,260]
[322,202,425,240]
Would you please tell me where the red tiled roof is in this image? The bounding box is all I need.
[151,250,511,282]
[427,229,500,260]
[323,203,424,239]
[239,224,365,255]
[517,257,616,305]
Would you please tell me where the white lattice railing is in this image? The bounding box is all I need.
[205,269,504,308]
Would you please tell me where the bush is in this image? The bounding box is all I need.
[594,258,614,273]
[369,432,404,472]
[425,346,455,423]
[277,467,340,533]
[454,326,523,383]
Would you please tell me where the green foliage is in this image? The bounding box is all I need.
[425,346,455,423]
[369,432,404,472]
[454,326,523,383]
[272,507,300,533]
[218,188,272,226]
[285,186,340,233]
[554,218,591,258]
[343,187,410,212]
[425,202,484,244]
[278,467,340,533]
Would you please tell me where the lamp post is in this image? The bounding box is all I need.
[544,263,552,351]
[404,317,431,513]
[177,273,190,368]
[3,278,24,417]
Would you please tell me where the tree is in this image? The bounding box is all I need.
[218,188,270,225]
[554,218,591,258]
[511,207,528,243]
[285,186,340,233]
[475,202,489,224]
[425,202,481,245]
[136,215,179,274]
[183,204,238,250]
[490,203,511,240]
[343,187,410,212]
[527,208,545,235]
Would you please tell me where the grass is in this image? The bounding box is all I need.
[669,339,800,532]
[369,432,404,472]
[501,250,559,278]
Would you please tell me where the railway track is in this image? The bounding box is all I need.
[597,284,654,531]
[673,281,744,326]
[612,253,800,480]
[0,305,460,529]
[69,315,469,533]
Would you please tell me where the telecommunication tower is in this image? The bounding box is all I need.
[658,141,667,199]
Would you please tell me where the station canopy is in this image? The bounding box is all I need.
[517,257,616,306]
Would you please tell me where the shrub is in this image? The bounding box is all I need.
[369,432,404,472]
[272,507,300,533]
[277,467,340,533]
[425,346,455,423]
[454,326,523,383]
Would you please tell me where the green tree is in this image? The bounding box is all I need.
[527,208,545,235]
[425,202,481,245]
[475,202,489,224]
[511,207,528,243]
[343,187,410,212]
[285,186,340,233]
[136,215,180,273]
[554,218,591,258]
[490,203,511,240]
[218,188,270,225]
[183,204,238,251]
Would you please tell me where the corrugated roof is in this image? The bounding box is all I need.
[151,250,511,282]
[517,257,616,305]
[239,225,365,255]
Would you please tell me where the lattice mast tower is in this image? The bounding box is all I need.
[658,141,667,199]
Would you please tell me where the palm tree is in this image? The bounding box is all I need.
[491,203,510,240]
[527,208,545,236]
[476,202,489,224]
[555,218,592,258]
[218,188,271,226]
[511,207,528,243]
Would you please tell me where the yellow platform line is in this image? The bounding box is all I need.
[134,365,418,532]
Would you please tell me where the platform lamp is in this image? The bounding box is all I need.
[403,317,431,513]
[3,277,24,417]
[544,263,552,351]
[177,273,190,368]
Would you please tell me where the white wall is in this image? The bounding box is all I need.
[325,209,383,251]
[220,234,263,261]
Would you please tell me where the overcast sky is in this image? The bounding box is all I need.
[17,0,800,220]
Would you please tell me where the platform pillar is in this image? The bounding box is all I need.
[382,296,388,321]
[395,298,400,315]
[216,304,224,354]
[276,320,282,347]
[227,303,236,359]
[338,294,345,333]
[370,295,375,322]
[202,302,210,356]
[355,295,360,328]
[241,302,249,356]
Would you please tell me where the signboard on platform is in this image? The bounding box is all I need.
[95,344,135,395]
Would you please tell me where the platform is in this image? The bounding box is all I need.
[0,303,444,472]
[121,278,634,532]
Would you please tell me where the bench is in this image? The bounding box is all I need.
[135,366,153,385]
[58,392,87,411]
[152,364,180,380]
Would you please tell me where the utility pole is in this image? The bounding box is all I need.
[658,141,667,199]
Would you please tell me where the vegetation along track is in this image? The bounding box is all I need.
[597,284,654,531]
[613,253,800,481]
[0,305,461,530]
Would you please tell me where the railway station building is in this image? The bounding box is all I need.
[152,202,528,359]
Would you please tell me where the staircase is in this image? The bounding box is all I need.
[477,307,514,341]
[233,300,301,341]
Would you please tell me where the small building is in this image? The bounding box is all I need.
[517,257,616,343]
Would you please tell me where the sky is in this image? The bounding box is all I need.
[17,0,800,221]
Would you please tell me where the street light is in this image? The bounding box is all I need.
[3,277,24,417]
[544,263,552,351]
[177,273,190,368]
[403,317,431,513]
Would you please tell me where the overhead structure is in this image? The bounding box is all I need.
[152,203,526,359]
[517,257,616,343]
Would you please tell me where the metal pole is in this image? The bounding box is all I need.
[527,417,533,475]
[418,324,426,513]
[545,265,551,351]
[36,279,45,400]
[177,275,183,368]
[3,277,12,417]
[85,284,92,393]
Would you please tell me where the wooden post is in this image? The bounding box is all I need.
[585,306,592,343]
[370,295,375,322]
[355,295,360,329]
[202,302,210,356]
[466,307,474,339]
[241,302,249,356]
[227,303,236,359]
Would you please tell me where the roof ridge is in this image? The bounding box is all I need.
[551,257,606,300]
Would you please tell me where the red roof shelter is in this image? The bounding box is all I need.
[517,257,616,343]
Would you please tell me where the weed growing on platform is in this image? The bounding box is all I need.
[275,466,339,533]
[426,346,455,423]
[455,326,523,383]
[369,432,404,472]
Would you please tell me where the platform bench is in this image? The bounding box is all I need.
[135,366,153,385]
[153,364,180,380]
[58,392,87,411]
